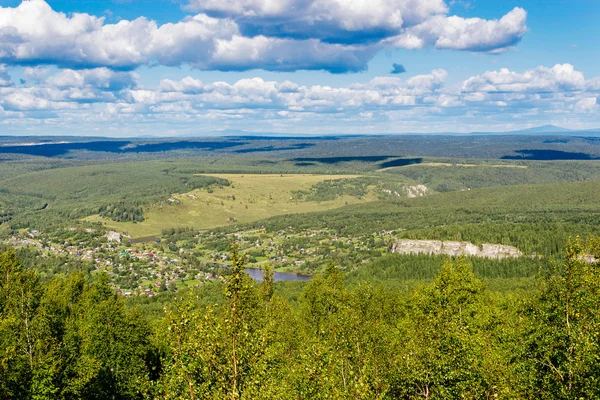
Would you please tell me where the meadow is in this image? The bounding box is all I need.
[89,173,378,237]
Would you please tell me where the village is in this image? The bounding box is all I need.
[3,225,392,297]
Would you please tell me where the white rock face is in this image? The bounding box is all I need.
[405,185,429,198]
[106,231,121,243]
[391,239,522,259]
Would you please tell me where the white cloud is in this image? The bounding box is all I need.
[575,97,598,111]
[23,67,52,82]
[186,0,447,25]
[185,0,447,41]
[147,14,239,68]
[587,77,600,92]
[210,35,377,72]
[460,64,585,93]
[1,90,81,111]
[159,77,205,94]
[391,7,527,52]
[0,1,527,73]
[0,1,237,69]
[185,0,525,53]
[2,64,599,134]
[46,68,139,91]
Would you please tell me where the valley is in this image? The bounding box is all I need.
[1,134,600,398]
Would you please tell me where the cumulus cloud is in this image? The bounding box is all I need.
[185,0,526,52]
[0,0,527,73]
[46,68,139,91]
[23,67,52,82]
[185,0,447,43]
[460,64,585,93]
[586,77,600,92]
[2,64,598,133]
[0,67,139,111]
[210,36,377,73]
[391,7,527,52]
[0,2,240,70]
[575,97,598,111]
[159,77,205,94]
[1,90,82,111]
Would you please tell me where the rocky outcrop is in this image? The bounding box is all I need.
[391,239,523,259]
[106,231,121,243]
[404,185,429,198]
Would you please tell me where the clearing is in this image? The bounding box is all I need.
[87,174,377,237]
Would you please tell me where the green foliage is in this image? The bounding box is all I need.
[157,244,273,399]
[385,161,600,192]
[292,177,373,201]
[151,240,600,398]
[517,239,600,399]
[98,202,145,222]
[349,253,543,282]
[3,207,600,398]
[0,249,40,399]
[5,138,600,398]
[389,259,493,398]
[0,250,157,399]
[396,222,599,256]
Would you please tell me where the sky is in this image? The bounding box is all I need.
[0,0,598,136]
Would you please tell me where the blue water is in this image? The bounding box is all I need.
[244,267,312,282]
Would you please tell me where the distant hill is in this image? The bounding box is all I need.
[512,125,574,134]
[471,125,600,137]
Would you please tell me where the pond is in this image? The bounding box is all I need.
[244,267,312,282]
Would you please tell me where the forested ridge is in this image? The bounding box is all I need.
[1,240,600,399]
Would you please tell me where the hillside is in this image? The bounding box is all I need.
[242,179,600,255]
[88,174,381,237]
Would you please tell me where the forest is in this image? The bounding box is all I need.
[1,239,600,399]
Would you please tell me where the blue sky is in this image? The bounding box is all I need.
[0,0,598,136]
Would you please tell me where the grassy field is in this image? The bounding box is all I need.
[88,174,378,237]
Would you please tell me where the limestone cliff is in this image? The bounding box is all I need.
[390,239,522,259]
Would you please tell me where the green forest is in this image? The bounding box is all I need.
[2,240,600,399]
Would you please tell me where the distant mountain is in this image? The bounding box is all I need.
[510,125,577,134]
[471,125,600,137]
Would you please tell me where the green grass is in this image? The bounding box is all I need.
[89,174,379,237]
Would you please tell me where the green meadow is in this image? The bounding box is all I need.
[88,174,378,237]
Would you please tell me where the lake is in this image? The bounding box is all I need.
[244,267,312,282]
